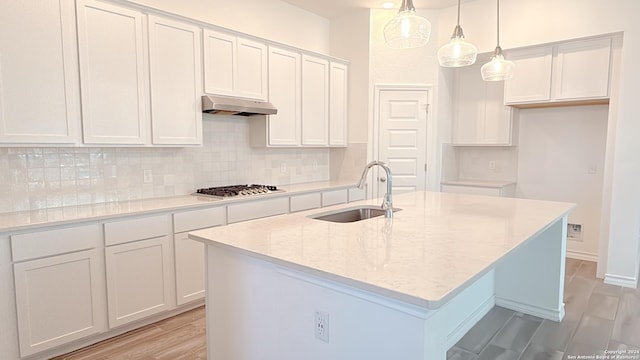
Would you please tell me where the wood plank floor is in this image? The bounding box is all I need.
[55,259,640,360]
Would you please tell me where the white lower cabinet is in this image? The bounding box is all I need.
[104,214,174,328]
[174,206,226,305]
[11,225,106,357]
[105,236,174,328]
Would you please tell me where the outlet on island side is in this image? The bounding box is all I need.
[314,310,329,343]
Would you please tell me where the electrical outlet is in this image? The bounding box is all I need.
[280,162,287,174]
[312,160,318,170]
[488,161,496,170]
[314,311,329,343]
[143,169,153,184]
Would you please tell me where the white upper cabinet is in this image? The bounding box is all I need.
[77,0,149,145]
[0,0,80,144]
[301,55,329,146]
[148,16,203,145]
[204,29,268,100]
[554,38,611,100]
[504,47,553,105]
[504,37,612,106]
[263,46,302,146]
[329,62,348,147]
[453,64,513,146]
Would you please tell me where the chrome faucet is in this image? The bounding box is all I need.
[357,161,394,218]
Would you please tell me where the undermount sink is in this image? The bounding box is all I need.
[309,206,401,223]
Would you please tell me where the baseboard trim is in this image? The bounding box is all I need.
[604,273,638,288]
[445,295,495,349]
[566,250,598,262]
[495,297,565,322]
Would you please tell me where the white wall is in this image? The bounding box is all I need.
[124,0,330,54]
[437,0,640,286]
[516,105,608,260]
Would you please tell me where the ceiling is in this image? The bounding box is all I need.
[281,0,463,20]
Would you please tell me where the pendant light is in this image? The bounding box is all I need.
[480,0,515,81]
[437,0,477,67]
[383,0,431,49]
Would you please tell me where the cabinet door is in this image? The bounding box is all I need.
[105,236,173,328]
[267,47,301,146]
[148,16,202,145]
[77,0,148,145]
[0,0,80,143]
[203,29,236,97]
[301,55,329,146]
[237,37,268,100]
[175,232,205,305]
[503,47,553,104]
[554,38,611,100]
[329,62,348,147]
[483,81,513,145]
[452,65,484,144]
[14,249,106,356]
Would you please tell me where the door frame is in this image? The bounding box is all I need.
[368,84,437,199]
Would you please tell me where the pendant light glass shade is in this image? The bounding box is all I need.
[384,0,431,49]
[481,0,514,81]
[438,0,477,67]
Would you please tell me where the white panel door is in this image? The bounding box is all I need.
[203,29,236,96]
[377,90,428,197]
[14,249,106,356]
[329,62,348,147]
[0,0,80,143]
[554,38,611,100]
[77,0,148,145]
[148,16,202,145]
[105,236,173,328]
[267,46,301,146]
[301,55,329,146]
[175,232,205,305]
[237,37,268,100]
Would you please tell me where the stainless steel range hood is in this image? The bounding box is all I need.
[202,95,277,116]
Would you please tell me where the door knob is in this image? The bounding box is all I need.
[379,177,386,182]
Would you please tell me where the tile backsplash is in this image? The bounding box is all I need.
[0,117,329,213]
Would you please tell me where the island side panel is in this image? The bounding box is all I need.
[494,216,568,321]
[205,244,433,360]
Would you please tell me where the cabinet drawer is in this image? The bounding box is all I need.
[322,189,348,206]
[290,193,321,212]
[441,184,502,197]
[11,224,101,262]
[104,214,171,246]
[174,206,226,233]
[227,197,289,224]
[348,187,366,202]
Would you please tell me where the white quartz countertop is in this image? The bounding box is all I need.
[0,179,359,233]
[189,191,574,309]
[440,179,516,188]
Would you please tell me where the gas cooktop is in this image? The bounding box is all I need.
[194,184,282,198]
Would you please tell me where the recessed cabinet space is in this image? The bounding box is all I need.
[0,0,80,144]
[104,214,174,328]
[203,29,268,100]
[11,224,106,357]
[76,0,149,145]
[453,63,514,146]
[148,16,203,145]
[504,37,613,106]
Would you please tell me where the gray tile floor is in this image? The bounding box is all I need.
[447,259,640,360]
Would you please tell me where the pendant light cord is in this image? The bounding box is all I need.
[496,0,501,47]
[456,0,461,26]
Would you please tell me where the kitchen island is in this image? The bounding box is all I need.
[189,191,574,360]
